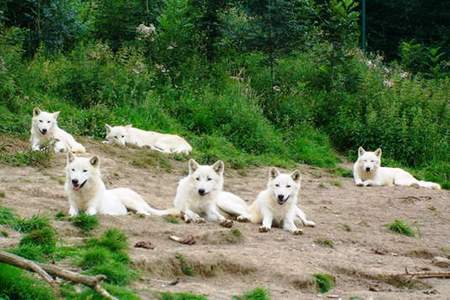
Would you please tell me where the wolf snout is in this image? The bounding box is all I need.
[40,128,48,135]
[365,167,371,172]
[277,194,288,204]
[198,188,206,196]
[72,179,79,186]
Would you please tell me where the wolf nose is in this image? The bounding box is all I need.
[198,189,206,196]
[72,179,79,185]
[365,167,371,172]
[42,128,47,133]
[277,194,284,201]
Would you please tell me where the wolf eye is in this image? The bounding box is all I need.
[71,168,75,172]
[121,135,125,138]
[196,177,200,181]
[275,184,280,187]
[286,185,291,188]
[39,120,43,123]
[207,177,212,181]
[83,170,87,173]
[47,121,51,123]
[114,136,118,138]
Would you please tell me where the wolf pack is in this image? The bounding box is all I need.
[30,108,442,234]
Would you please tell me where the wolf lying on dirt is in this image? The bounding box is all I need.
[30,108,85,153]
[353,147,441,189]
[104,124,192,154]
[218,168,316,234]
[173,159,241,228]
[65,152,178,216]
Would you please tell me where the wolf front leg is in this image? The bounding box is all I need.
[295,206,315,227]
[31,137,41,151]
[206,204,233,228]
[183,208,205,223]
[283,213,303,235]
[353,165,364,186]
[259,207,273,233]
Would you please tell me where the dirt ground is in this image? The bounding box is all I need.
[0,136,449,300]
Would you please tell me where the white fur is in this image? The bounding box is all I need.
[104,124,192,154]
[173,159,236,227]
[64,152,177,216]
[353,147,441,189]
[218,168,315,234]
[30,108,85,153]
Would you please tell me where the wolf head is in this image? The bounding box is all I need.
[188,159,224,196]
[267,168,301,205]
[357,147,381,174]
[32,108,59,136]
[105,124,131,145]
[66,152,100,192]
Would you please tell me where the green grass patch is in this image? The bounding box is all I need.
[0,263,57,300]
[130,150,172,172]
[175,253,195,276]
[14,215,51,233]
[54,211,67,220]
[164,215,180,224]
[0,146,53,168]
[313,273,335,293]
[0,207,17,226]
[314,239,334,248]
[233,287,270,300]
[87,228,128,251]
[159,291,207,300]
[387,219,415,237]
[70,213,99,233]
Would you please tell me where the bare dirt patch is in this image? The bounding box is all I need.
[1,136,449,299]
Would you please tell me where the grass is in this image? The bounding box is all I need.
[159,291,207,300]
[175,253,195,276]
[314,239,334,248]
[13,215,51,233]
[86,228,128,251]
[387,219,415,237]
[0,263,57,300]
[54,211,67,220]
[70,213,99,233]
[164,215,180,224]
[0,207,17,226]
[130,150,173,172]
[0,147,52,169]
[233,288,270,300]
[313,273,335,293]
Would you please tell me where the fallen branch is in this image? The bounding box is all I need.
[0,250,118,300]
[403,267,450,279]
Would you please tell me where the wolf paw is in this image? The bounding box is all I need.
[220,219,233,228]
[259,226,270,233]
[237,216,250,222]
[292,229,303,235]
[193,217,206,224]
[356,182,364,187]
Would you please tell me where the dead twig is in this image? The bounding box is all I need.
[0,250,118,300]
[401,267,450,279]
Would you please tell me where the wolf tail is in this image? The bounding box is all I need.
[146,206,180,217]
[417,180,441,190]
[216,192,252,220]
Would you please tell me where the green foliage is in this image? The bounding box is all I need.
[387,219,415,237]
[14,215,51,233]
[0,263,57,300]
[0,207,17,226]
[175,253,194,276]
[87,228,128,251]
[164,215,180,224]
[159,291,207,300]
[0,147,52,168]
[314,239,335,248]
[70,213,99,233]
[313,273,335,293]
[233,288,270,300]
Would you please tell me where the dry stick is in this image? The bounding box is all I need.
[403,267,450,279]
[0,251,118,300]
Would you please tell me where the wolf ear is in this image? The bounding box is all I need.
[212,160,224,175]
[53,111,60,119]
[67,151,75,163]
[90,156,99,167]
[188,159,199,174]
[105,124,112,133]
[269,167,280,179]
[374,148,382,157]
[290,170,301,182]
[358,146,366,157]
[33,107,41,117]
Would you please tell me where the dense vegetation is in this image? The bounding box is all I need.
[0,0,448,189]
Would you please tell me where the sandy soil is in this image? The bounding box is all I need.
[0,136,449,300]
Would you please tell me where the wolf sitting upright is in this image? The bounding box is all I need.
[104,124,192,154]
[30,108,85,153]
[174,159,243,228]
[65,152,177,216]
[353,147,441,189]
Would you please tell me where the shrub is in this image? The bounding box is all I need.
[387,219,415,237]
[70,213,99,233]
[313,273,335,293]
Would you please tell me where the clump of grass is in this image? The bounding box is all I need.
[164,215,180,224]
[0,147,53,168]
[313,273,335,293]
[0,263,57,300]
[130,151,172,172]
[387,219,415,237]
[314,239,334,248]
[225,228,243,244]
[87,261,137,285]
[159,291,207,300]
[55,211,67,220]
[233,287,270,300]
[329,167,353,178]
[14,215,50,233]
[0,207,17,225]
[70,213,99,233]
[175,253,194,276]
[87,228,128,251]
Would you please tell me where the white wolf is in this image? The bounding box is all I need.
[353,147,441,189]
[30,108,85,153]
[220,168,315,235]
[104,124,192,154]
[173,159,243,227]
[65,152,177,216]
